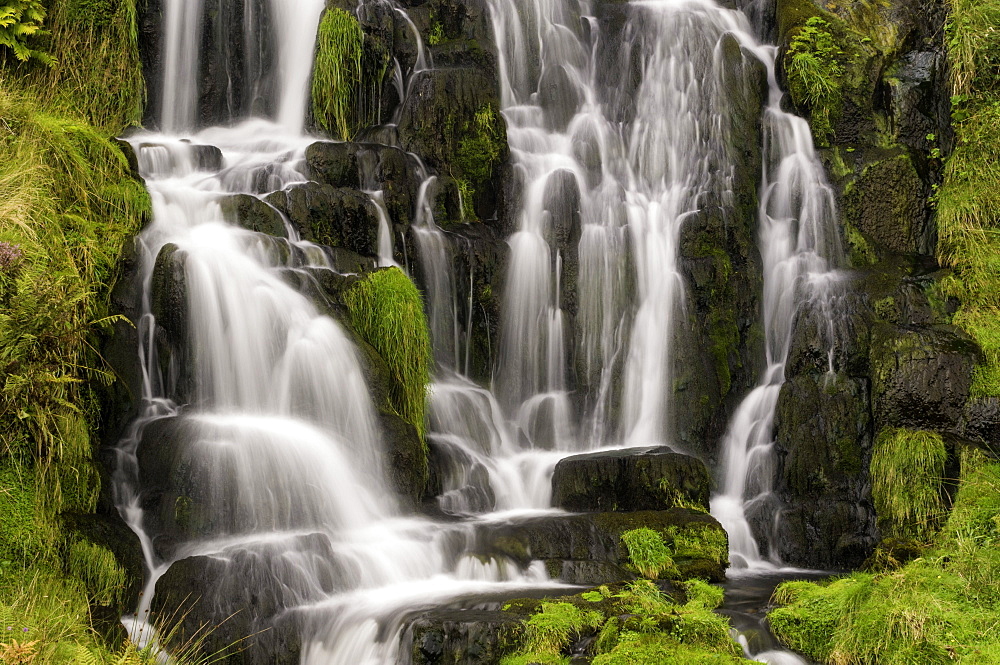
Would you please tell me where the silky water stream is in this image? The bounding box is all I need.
[114,0,844,662]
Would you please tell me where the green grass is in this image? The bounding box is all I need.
[784,17,845,141]
[343,267,431,437]
[621,528,677,580]
[870,428,948,539]
[769,462,1000,664]
[311,8,364,140]
[501,581,750,665]
[936,0,1000,397]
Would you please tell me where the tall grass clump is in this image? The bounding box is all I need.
[870,428,948,539]
[937,0,1000,397]
[769,463,1000,664]
[311,8,364,140]
[621,528,677,580]
[343,267,431,437]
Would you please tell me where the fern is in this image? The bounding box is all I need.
[0,1,53,65]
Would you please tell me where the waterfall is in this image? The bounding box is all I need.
[709,35,844,571]
[117,1,553,662]
[120,0,845,661]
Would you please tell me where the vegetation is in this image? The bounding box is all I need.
[937,0,1000,397]
[311,8,364,140]
[0,1,51,65]
[0,0,152,661]
[343,267,432,437]
[502,580,753,665]
[622,528,677,580]
[621,525,728,581]
[870,428,948,539]
[768,461,1000,664]
[784,17,846,140]
[453,104,505,220]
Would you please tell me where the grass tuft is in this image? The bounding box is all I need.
[870,428,948,539]
[343,267,431,438]
[311,8,365,140]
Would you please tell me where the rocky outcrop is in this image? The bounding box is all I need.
[551,447,711,513]
[477,509,729,583]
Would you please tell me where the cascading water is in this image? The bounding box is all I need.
[118,0,847,661]
[708,30,844,572]
[116,1,555,662]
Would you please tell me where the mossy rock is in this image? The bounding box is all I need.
[773,372,876,568]
[219,193,287,238]
[267,182,379,256]
[869,323,981,433]
[478,510,728,583]
[410,609,524,665]
[550,447,711,513]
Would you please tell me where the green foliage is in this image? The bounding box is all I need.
[870,428,948,539]
[311,8,364,140]
[621,528,677,580]
[343,267,431,437]
[452,104,505,220]
[0,1,52,65]
[769,463,1000,664]
[937,0,1000,397]
[785,17,845,141]
[0,464,46,564]
[66,539,126,607]
[500,601,602,665]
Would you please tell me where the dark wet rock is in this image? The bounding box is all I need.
[381,411,429,507]
[538,65,581,132]
[305,141,362,189]
[426,438,496,515]
[189,143,224,171]
[409,609,522,665]
[267,182,379,256]
[551,446,711,513]
[220,194,286,237]
[840,148,934,257]
[773,372,876,569]
[543,169,582,319]
[964,397,1000,447]
[870,324,981,434]
[396,67,507,222]
[478,509,728,583]
[151,243,187,344]
[152,534,340,665]
[785,287,871,379]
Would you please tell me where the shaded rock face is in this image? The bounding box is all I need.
[551,447,711,513]
[477,509,729,584]
[409,609,522,665]
[139,0,278,128]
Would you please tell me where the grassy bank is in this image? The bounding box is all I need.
[0,0,158,661]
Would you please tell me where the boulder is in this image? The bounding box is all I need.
[219,194,286,237]
[551,447,711,513]
[409,609,522,665]
[267,182,379,256]
[477,509,728,583]
[870,324,981,433]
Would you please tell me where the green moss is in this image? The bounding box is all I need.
[784,17,846,142]
[622,528,677,580]
[0,464,45,564]
[451,104,505,220]
[500,601,602,665]
[845,223,877,267]
[936,0,1000,397]
[770,463,1000,664]
[343,267,431,437]
[311,8,364,140]
[870,428,947,539]
[65,539,126,606]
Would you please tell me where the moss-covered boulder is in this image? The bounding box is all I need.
[410,609,523,665]
[219,193,286,238]
[550,447,711,513]
[870,324,981,433]
[773,372,877,568]
[477,509,728,583]
[396,67,507,222]
[266,182,379,255]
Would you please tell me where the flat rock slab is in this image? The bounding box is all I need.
[476,509,728,583]
[551,446,711,513]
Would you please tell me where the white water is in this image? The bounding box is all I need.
[116,2,560,663]
[120,0,844,662]
[708,32,844,571]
